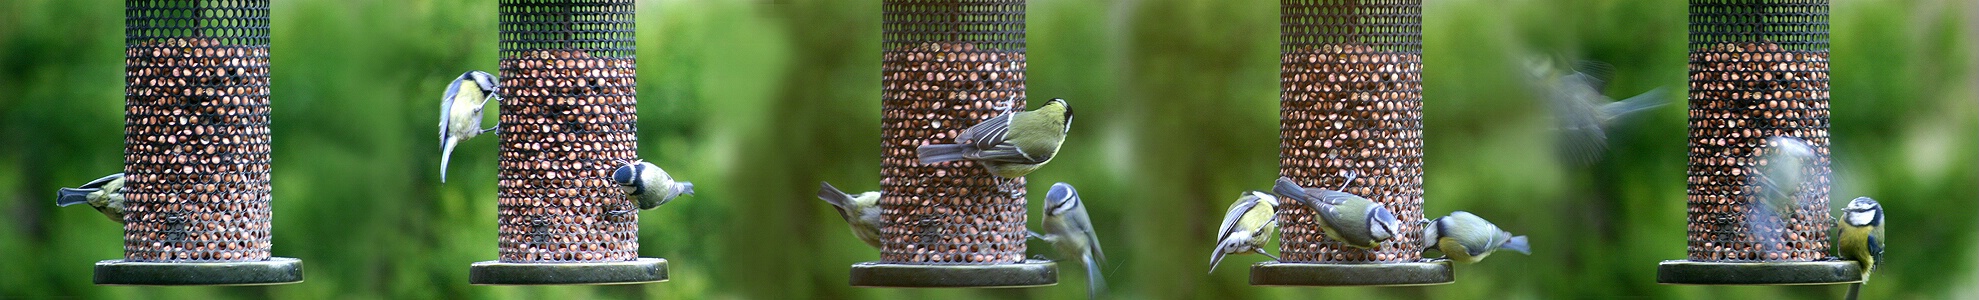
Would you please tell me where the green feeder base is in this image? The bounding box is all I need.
[1249,260,1454,286]
[1657,260,1862,285]
[469,258,668,285]
[94,257,303,286]
[850,260,1058,288]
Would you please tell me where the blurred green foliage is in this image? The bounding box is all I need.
[2,0,1974,299]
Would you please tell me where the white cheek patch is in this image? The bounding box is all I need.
[1846,212,1876,226]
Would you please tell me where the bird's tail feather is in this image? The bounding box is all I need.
[1271,178,1320,208]
[57,188,96,207]
[817,182,853,208]
[1601,87,1669,121]
[1084,253,1106,300]
[916,144,968,164]
[1208,245,1229,273]
[441,139,459,183]
[1503,235,1531,255]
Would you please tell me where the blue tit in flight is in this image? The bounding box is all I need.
[1531,59,1668,165]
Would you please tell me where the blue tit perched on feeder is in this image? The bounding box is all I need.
[1032,182,1105,299]
[916,98,1072,178]
[439,70,501,183]
[55,173,128,224]
[817,182,883,250]
[1837,197,1883,282]
[1210,191,1279,272]
[1271,175,1401,249]
[612,160,694,210]
[1421,211,1530,264]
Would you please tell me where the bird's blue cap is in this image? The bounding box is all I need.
[612,162,640,187]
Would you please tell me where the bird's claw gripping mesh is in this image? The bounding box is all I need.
[123,0,274,262]
[878,0,1030,264]
[1276,0,1426,263]
[1685,0,1833,262]
[493,0,641,263]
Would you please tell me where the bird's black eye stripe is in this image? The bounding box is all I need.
[1051,194,1079,216]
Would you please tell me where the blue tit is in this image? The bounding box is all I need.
[612,160,694,210]
[55,173,128,224]
[1754,136,1816,219]
[1033,182,1105,299]
[1421,211,1530,264]
[1271,175,1401,249]
[1210,191,1279,273]
[1837,197,1883,284]
[1531,59,1668,165]
[439,70,501,183]
[917,98,1072,178]
[817,181,883,250]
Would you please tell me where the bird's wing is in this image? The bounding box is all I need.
[1216,198,1260,243]
[970,143,1046,163]
[1867,233,1883,267]
[1569,60,1616,92]
[957,111,1014,148]
[78,173,125,189]
[441,77,463,141]
[1315,189,1357,206]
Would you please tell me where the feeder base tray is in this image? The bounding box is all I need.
[94,257,303,286]
[1657,260,1862,285]
[469,257,668,285]
[850,260,1057,288]
[1249,260,1453,286]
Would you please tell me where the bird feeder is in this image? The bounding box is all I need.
[848,0,1057,288]
[96,0,303,286]
[1250,0,1451,286]
[1656,0,1856,285]
[465,0,665,285]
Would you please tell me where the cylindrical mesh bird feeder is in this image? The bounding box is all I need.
[466,0,665,285]
[1249,0,1450,286]
[1657,0,1857,285]
[94,0,302,286]
[847,0,1056,288]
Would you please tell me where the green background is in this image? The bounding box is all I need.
[2,0,1974,299]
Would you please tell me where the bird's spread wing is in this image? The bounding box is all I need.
[1216,198,1259,244]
